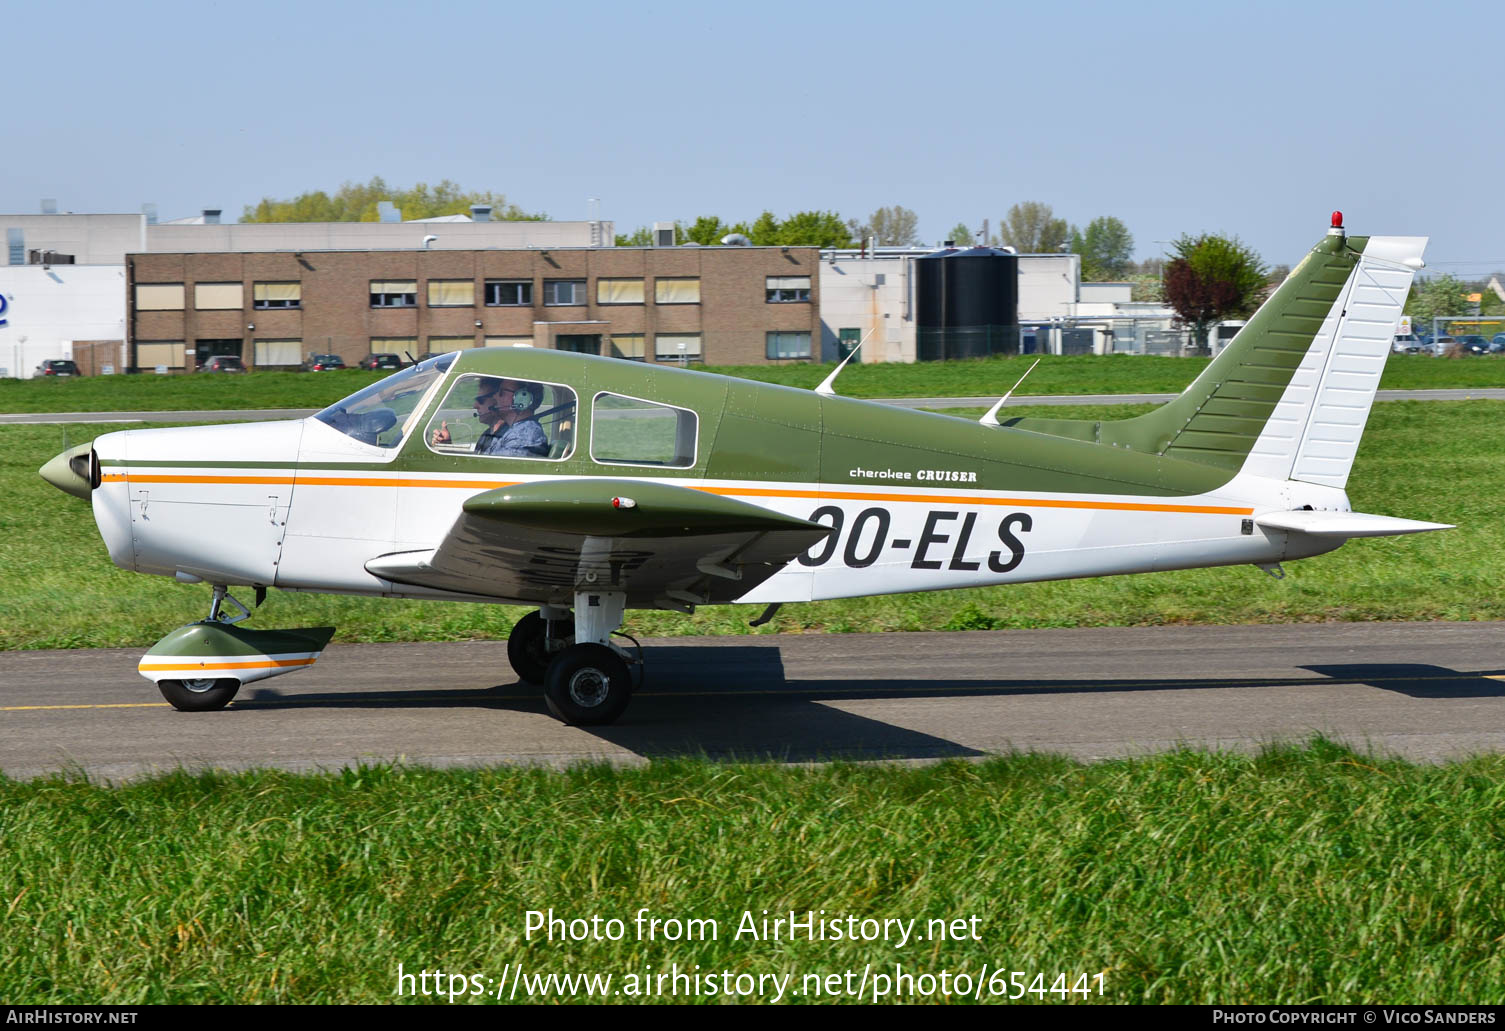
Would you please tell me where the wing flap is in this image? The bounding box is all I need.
[1255,510,1454,538]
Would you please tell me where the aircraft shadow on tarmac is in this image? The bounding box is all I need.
[1303,664,1505,700]
[238,647,1505,763]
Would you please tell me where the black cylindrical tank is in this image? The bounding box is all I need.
[914,246,1019,360]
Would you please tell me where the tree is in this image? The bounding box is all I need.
[1405,274,1472,331]
[997,201,1068,253]
[1162,233,1268,354]
[946,223,975,246]
[242,177,544,223]
[682,215,733,245]
[848,205,921,247]
[614,226,654,246]
[1068,216,1135,280]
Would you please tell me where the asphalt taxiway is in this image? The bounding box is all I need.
[3,622,1501,780]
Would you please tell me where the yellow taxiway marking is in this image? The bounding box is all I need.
[7,673,1505,713]
[2,702,171,711]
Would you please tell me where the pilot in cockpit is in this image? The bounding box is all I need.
[430,376,549,457]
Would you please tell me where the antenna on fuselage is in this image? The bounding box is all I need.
[979,358,1041,427]
[814,330,874,397]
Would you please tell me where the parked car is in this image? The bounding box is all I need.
[1490,333,1505,354]
[1455,334,1490,356]
[1391,333,1425,354]
[359,353,403,371]
[302,353,346,371]
[200,355,245,373]
[34,359,81,377]
[1430,335,1455,356]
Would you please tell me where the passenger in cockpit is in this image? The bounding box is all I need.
[431,377,549,457]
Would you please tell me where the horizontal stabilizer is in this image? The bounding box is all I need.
[1255,510,1453,538]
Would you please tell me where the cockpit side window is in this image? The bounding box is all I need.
[424,373,577,461]
[313,352,455,448]
[590,392,698,468]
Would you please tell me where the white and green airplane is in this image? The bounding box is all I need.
[41,216,1448,725]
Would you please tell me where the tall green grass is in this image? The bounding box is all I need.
[3,354,1501,413]
[3,742,1504,1003]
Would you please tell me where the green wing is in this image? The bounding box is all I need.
[366,478,832,608]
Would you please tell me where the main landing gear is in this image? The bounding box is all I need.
[507,592,642,726]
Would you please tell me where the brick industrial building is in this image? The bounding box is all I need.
[126,245,821,371]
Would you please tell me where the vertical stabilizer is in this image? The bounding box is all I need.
[1241,235,1425,487]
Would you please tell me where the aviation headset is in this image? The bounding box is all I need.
[475,378,543,418]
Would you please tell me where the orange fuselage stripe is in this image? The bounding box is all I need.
[101,472,1253,516]
[138,658,317,672]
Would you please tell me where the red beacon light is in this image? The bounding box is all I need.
[1329,210,1344,235]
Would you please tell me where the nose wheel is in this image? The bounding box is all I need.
[157,677,241,712]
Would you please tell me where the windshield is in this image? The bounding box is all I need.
[314,352,456,447]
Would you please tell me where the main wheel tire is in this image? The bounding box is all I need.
[507,611,572,684]
[543,644,632,726]
[157,677,240,712]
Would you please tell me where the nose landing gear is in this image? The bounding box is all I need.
[140,584,335,712]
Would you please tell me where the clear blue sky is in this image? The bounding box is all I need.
[6,0,1500,275]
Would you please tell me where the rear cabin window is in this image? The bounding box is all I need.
[590,392,697,468]
[425,373,577,461]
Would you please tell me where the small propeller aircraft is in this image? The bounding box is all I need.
[41,214,1449,725]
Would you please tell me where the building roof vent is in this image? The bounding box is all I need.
[203,209,222,225]
[720,233,752,246]
[41,198,57,215]
[470,204,492,222]
[378,201,401,223]
[142,203,158,225]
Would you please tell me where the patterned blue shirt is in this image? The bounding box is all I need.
[477,417,548,457]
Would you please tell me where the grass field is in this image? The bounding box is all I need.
[4,741,1504,1004]
[4,400,1499,651]
[3,353,1504,413]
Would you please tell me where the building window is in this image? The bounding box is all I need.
[484,336,534,348]
[135,284,185,311]
[427,280,475,307]
[370,280,417,307]
[253,282,301,309]
[591,392,697,468]
[597,279,645,304]
[766,276,811,302]
[253,339,302,367]
[135,341,186,369]
[194,283,244,310]
[428,336,478,352]
[654,278,700,304]
[766,331,812,360]
[655,333,702,363]
[6,228,22,265]
[543,279,587,306]
[555,334,601,355]
[372,337,417,359]
[485,280,533,306]
[609,334,645,361]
